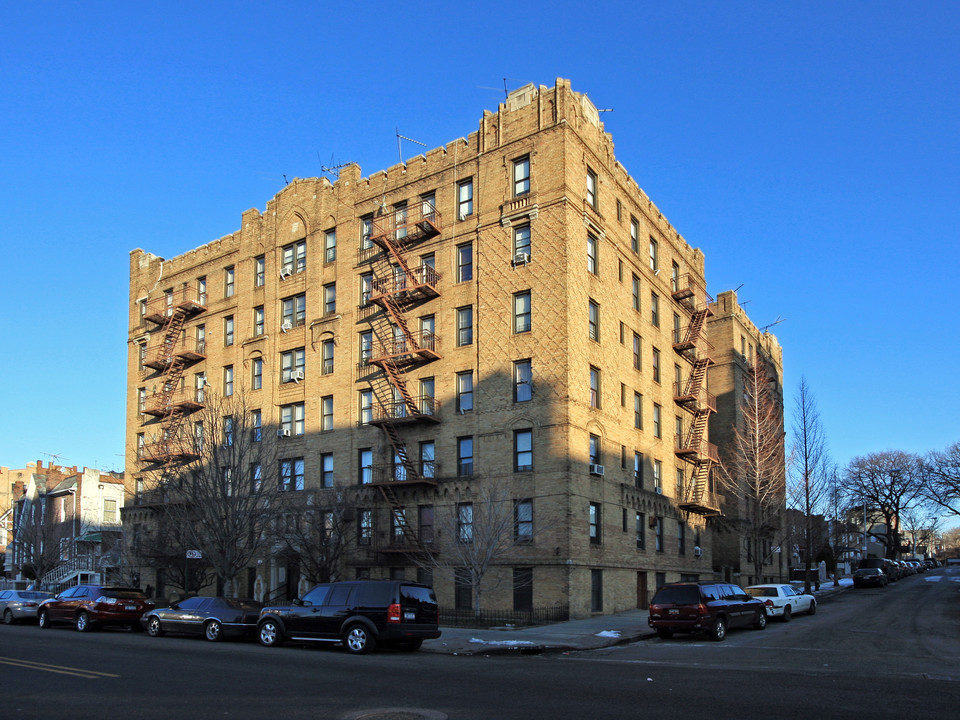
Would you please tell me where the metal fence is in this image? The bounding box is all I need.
[439,604,570,628]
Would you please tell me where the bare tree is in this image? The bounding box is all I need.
[842,451,923,560]
[11,488,71,585]
[716,355,787,584]
[790,377,830,592]
[922,442,960,519]
[147,392,281,597]
[272,484,350,586]
[899,501,941,558]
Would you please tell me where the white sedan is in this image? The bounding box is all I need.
[745,584,817,622]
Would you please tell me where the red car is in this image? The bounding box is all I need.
[38,585,154,632]
[648,582,767,641]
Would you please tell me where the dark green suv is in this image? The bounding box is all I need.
[257,580,441,654]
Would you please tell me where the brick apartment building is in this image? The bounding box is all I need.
[125,79,760,617]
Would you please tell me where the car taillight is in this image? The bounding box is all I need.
[764,600,774,607]
[97,596,118,604]
[387,602,402,624]
[697,603,710,616]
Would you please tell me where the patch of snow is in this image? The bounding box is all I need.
[595,630,621,638]
[469,638,535,646]
[926,575,943,582]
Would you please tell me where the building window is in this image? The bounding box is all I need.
[252,357,263,390]
[394,201,408,240]
[655,516,664,552]
[455,371,474,413]
[671,262,680,293]
[457,242,473,282]
[323,283,336,316]
[513,155,530,196]
[514,429,533,471]
[513,225,531,259]
[633,333,642,370]
[588,299,599,341]
[678,521,687,555]
[320,453,334,488]
[651,293,660,327]
[457,502,474,542]
[253,306,264,336]
[359,449,373,484]
[632,274,640,312]
[254,255,265,287]
[417,506,435,546]
[251,410,262,442]
[513,568,533,611]
[279,458,304,492]
[419,441,435,479]
[358,509,373,545]
[194,371,206,403]
[420,377,435,416]
[280,402,305,436]
[324,228,337,263]
[586,168,597,209]
[250,463,262,493]
[653,404,662,438]
[589,434,602,466]
[457,436,474,477]
[224,266,234,297]
[587,234,598,275]
[457,178,473,219]
[196,324,206,355]
[224,316,234,346]
[282,240,306,276]
[358,273,373,307]
[673,313,682,344]
[513,291,531,333]
[223,366,234,396]
[321,339,334,375]
[652,347,661,383]
[280,348,305,383]
[321,395,334,432]
[359,390,373,426]
[359,215,374,251]
[630,217,640,254]
[282,294,306,329]
[634,392,643,429]
[515,500,533,543]
[649,237,659,272]
[514,359,532,402]
[636,512,646,550]
[590,569,603,612]
[222,416,234,448]
[589,502,601,545]
[456,305,473,346]
[634,452,643,488]
[653,459,662,492]
[359,331,373,367]
[589,366,601,408]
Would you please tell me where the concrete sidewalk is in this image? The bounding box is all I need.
[422,580,850,656]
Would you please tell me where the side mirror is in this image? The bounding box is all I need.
[291,597,303,606]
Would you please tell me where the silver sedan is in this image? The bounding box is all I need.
[0,589,54,624]
[745,584,817,622]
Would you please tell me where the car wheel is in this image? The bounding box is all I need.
[782,605,792,622]
[711,616,727,642]
[3,609,14,625]
[147,616,164,637]
[76,611,91,632]
[754,610,767,630]
[38,610,50,629]
[204,620,223,642]
[656,628,674,640]
[258,619,284,647]
[808,600,817,616]
[343,624,376,654]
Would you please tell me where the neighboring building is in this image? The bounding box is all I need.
[125,79,734,617]
[5,462,124,590]
[707,290,786,586]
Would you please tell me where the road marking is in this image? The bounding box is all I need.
[0,656,119,680]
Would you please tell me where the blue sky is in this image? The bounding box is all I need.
[2,2,958,497]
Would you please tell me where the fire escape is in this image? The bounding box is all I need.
[672,274,721,516]
[360,202,442,555]
[140,287,207,466]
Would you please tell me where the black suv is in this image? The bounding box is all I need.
[647,582,767,641]
[257,580,441,654]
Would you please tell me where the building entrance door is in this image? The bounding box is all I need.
[636,571,648,609]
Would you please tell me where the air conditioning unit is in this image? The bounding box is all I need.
[279,270,292,279]
[589,463,605,476]
[291,370,305,383]
[655,486,662,494]
[694,546,703,558]
[458,211,468,221]
[513,252,530,265]
[277,429,290,438]
[281,322,293,332]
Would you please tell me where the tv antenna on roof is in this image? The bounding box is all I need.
[760,316,786,333]
[40,451,69,466]
[396,129,426,165]
[318,153,353,180]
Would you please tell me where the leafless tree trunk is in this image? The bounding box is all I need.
[272,483,350,586]
[12,492,72,585]
[716,355,787,584]
[921,442,960,519]
[790,377,829,592]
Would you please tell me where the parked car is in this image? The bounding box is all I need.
[141,596,262,641]
[647,582,767,641]
[257,580,441,654]
[924,559,939,569]
[852,567,888,588]
[0,590,54,624]
[745,584,817,622]
[38,586,154,632]
[860,558,900,581]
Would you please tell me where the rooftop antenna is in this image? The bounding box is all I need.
[318,152,353,181]
[40,451,69,467]
[760,316,786,333]
[396,129,426,165]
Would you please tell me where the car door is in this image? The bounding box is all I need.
[53,586,85,622]
[317,583,357,639]
[725,585,751,627]
[284,584,330,637]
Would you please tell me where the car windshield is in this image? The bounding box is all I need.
[19,592,51,600]
[652,586,700,605]
[746,587,777,597]
[856,568,880,575]
[100,589,148,600]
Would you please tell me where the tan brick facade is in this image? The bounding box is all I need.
[125,79,732,616]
